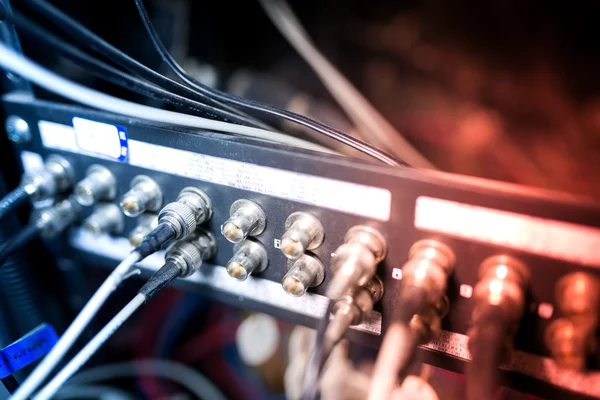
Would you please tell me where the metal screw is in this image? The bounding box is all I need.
[5,116,31,144]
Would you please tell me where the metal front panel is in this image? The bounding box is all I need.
[4,96,600,399]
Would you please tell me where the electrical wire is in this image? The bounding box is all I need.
[130,0,406,166]
[0,186,28,222]
[54,385,134,400]
[67,359,227,400]
[368,287,428,400]
[367,322,418,400]
[32,293,147,400]
[0,42,334,154]
[466,305,511,400]
[0,223,40,266]
[258,0,436,169]
[10,251,141,400]
[33,260,196,400]
[301,299,335,400]
[19,0,271,130]
[12,11,268,125]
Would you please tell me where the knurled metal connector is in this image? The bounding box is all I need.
[177,187,212,224]
[401,239,456,306]
[408,296,449,343]
[326,226,387,300]
[326,276,384,350]
[74,164,117,206]
[159,202,196,240]
[472,255,530,323]
[165,229,216,277]
[468,255,530,359]
[20,154,74,203]
[157,187,213,241]
[33,196,82,238]
[21,169,55,202]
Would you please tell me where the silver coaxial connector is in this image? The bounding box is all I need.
[83,203,124,235]
[280,212,324,259]
[221,199,266,244]
[401,239,455,306]
[282,254,325,297]
[33,197,82,238]
[128,214,158,246]
[326,226,387,300]
[20,154,74,202]
[74,165,117,206]
[473,255,529,314]
[226,239,268,281]
[44,155,75,193]
[165,229,216,277]
[468,255,530,356]
[120,175,163,217]
[325,276,384,349]
[158,187,212,241]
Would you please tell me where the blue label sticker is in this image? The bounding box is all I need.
[0,324,59,378]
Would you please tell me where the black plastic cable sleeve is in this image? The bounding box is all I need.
[12,13,256,123]
[0,186,28,222]
[132,223,176,260]
[0,223,40,266]
[138,260,180,300]
[132,0,406,167]
[466,305,512,400]
[20,0,270,130]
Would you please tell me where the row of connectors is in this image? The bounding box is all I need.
[218,199,327,297]
[73,165,164,237]
[74,166,387,303]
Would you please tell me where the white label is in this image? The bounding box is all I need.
[415,196,600,267]
[37,120,391,221]
[69,229,382,335]
[128,140,391,221]
[422,330,600,397]
[38,121,78,152]
[72,117,126,160]
[20,150,44,172]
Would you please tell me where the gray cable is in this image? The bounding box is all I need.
[0,42,334,154]
[55,385,134,400]
[68,359,227,400]
[259,0,436,169]
[12,252,141,400]
[33,294,147,400]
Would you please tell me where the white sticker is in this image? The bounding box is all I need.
[127,140,391,221]
[69,229,382,335]
[38,121,78,152]
[38,119,128,162]
[422,330,600,397]
[20,150,44,172]
[72,117,128,161]
[415,196,600,267]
